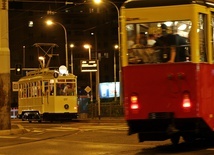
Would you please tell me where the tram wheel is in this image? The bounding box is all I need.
[170,134,180,145]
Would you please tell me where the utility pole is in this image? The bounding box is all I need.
[0,0,11,130]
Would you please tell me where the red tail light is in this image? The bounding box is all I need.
[182,91,191,110]
[130,95,139,110]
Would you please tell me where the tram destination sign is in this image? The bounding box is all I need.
[81,60,97,72]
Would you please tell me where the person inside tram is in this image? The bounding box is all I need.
[63,84,70,95]
[56,84,64,96]
[63,83,75,96]
[154,24,188,63]
[129,32,157,64]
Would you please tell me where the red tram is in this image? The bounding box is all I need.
[121,0,214,144]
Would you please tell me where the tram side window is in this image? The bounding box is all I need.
[19,84,23,98]
[37,81,42,97]
[23,83,28,98]
[31,82,38,97]
[29,82,32,97]
[127,21,191,64]
[44,81,49,96]
[49,82,54,96]
[199,13,208,62]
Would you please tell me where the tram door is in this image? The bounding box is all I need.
[43,80,54,112]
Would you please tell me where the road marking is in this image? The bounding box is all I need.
[20,137,40,140]
[46,127,78,132]
[0,136,17,139]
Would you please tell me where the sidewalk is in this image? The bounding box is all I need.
[0,117,126,136]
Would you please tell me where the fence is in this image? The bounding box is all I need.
[78,98,124,119]
[87,103,124,118]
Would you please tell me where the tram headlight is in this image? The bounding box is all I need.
[59,65,68,75]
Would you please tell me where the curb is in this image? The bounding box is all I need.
[77,118,126,123]
[0,124,28,136]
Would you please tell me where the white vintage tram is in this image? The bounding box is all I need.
[18,66,78,122]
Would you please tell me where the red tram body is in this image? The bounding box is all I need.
[123,63,214,142]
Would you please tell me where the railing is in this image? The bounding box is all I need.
[87,103,124,118]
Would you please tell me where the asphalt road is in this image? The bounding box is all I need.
[0,119,214,155]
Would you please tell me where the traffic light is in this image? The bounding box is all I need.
[15,64,22,75]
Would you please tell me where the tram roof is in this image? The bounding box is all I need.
[18,68,76,82]
[123,0,214,8]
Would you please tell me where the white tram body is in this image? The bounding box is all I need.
[18,68,78,121]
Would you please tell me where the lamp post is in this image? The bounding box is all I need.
[93,0,120,47]
[46,20,69,70]
[90,32,101,119]
[84,44,93,103]
[93,0,122,105]
[114,44,118,102]
[70,44,74,74]
[23,46,25,68]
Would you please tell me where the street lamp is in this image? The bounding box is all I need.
[70,44,74,74]
[46,20,69,70]
[84,44,93,103]
[114,44,118,102]
[93,0,120,49]
[93,0,122,105]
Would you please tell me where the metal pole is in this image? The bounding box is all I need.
[107,1,122,105]
[23,46,25,68]
[114,48,117,101]
[56,22,68,69]
[89,47,93,103]
[71,48,73,74]
[94,33,101,119]
[97,61,100,119]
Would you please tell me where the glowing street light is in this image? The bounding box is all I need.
[46,20,69,70]
[70,44,74,74]
[84,44,93,102]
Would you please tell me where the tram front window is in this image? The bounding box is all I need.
[127,20,191,64]
[56,83,75,96]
